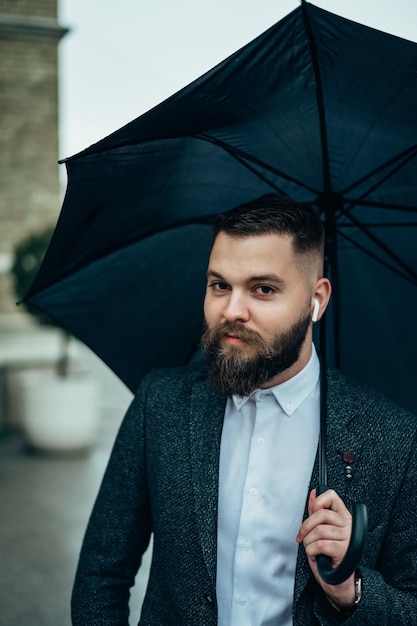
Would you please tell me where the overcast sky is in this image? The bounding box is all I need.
[58,0,417,161]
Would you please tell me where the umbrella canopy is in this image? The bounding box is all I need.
[25,1,417,413]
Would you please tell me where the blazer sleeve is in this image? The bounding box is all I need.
[313,426,417,625]
[71,374,154,626]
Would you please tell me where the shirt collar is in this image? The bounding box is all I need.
[232,344,320,416]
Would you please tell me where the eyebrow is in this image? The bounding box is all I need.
[206,269,285,284]
[206,270,224,279]
[248,274,286,285]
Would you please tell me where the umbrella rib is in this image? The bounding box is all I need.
[344,199,417,214]
[337,229,417,287]
[208,142,290,196]
[192,133,319,195]
[338,205,417,284]
[341,222,417,228]
[341,145,417,200]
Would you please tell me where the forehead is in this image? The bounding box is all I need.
[208,232,301,279]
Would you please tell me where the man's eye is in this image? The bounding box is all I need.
[255,285,275,295]
[211,282,229,291]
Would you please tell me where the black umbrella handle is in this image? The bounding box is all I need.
[315,486,368,585]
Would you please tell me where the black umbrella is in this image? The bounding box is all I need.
[24,1,416,583]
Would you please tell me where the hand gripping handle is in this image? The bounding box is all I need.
[315,488,368,585]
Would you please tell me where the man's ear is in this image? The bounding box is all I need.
[311,278,332,322]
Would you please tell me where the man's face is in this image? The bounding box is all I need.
[202,231,315,395]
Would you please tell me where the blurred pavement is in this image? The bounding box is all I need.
[0,322,152,626]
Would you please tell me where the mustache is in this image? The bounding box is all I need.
[201,322,274,355]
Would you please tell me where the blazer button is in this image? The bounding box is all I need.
[204,594,216,609]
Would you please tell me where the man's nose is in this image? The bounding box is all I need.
[222,291,249,323]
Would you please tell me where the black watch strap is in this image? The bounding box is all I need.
[325,569,362,615]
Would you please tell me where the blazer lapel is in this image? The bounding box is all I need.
[189,379,226,587]
[293,371,365,608]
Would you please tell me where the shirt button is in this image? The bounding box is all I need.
[257,437,265,445]
[243,540,251,551]
[237,596,246,606]
[286,403,293,412]
[249,487,258,496]
[258,392,267,399]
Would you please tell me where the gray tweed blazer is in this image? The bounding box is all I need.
[71,364,417,625]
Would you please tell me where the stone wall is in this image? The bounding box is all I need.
[0,0,67,316]
[0,0,57,18]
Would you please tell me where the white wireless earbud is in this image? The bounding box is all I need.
[312,298,320,323]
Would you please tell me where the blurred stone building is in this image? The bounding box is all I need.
[0,0,67,319]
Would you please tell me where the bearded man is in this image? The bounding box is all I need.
[72,195,417,626]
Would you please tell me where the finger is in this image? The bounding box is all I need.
[304,527,352,559]
[305,539,347,562]
[308,488,317,516]
[302,523,351,550]
[310,489,349,516]
[297,507,350,543]
[302,520,352,565]
[298,502,351,535]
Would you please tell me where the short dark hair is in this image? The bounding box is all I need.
[214,193,324,256]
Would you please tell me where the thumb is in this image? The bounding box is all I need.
[308,488,317,516]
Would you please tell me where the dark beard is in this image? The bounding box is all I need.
[200,313,311,396]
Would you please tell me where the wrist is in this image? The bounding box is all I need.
[325,570,362,614]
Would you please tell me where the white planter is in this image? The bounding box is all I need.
[16,369,99,453]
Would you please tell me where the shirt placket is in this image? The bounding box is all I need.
[230,391,274,624]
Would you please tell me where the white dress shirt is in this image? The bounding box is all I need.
[216,346,320,625]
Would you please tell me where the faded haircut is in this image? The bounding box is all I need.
[213,193,324,256]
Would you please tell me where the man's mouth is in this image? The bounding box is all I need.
[223,333,246,345]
